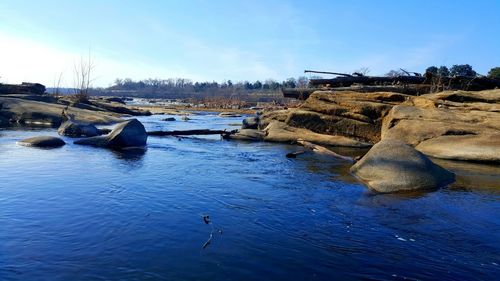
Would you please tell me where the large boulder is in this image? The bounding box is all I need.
[74,119,147,148]
[58,120,100,137]
[18,136,65,148]
[350,139,455,193]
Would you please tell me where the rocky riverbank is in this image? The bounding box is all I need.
[0,94,150,128]
[255,89,500,163]
[2,85,498,193]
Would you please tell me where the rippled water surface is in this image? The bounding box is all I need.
[0,113,499,280]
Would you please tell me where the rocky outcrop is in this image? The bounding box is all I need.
[415,134,500,162]
[18,136,65,148]
[261,91,408,143]
[382,89,500,162]
[0,96,122,127]
[58,120,101,137]
[263,121,371,147]
[259,89,499,163]
[74,119,147,148]
[350,139,455,193]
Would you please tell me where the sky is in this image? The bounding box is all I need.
[0,0,499,87]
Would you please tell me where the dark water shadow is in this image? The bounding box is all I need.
[110,147,147,163]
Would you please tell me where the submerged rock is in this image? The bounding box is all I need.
[350,139,455,193]
[18,136,65,148]
[74,119,147,148]
[162,117,176,121]
[58,120,100,137]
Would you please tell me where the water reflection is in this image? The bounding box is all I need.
[110,147,146,167]
[432,158,500,192]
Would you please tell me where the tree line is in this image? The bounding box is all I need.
[96,76,313,101]
[386,64,500,79]
[87,64,500,101]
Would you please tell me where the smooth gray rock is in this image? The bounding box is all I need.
[58,120,100,137]
[350,139,455,193]
[18,136,65,148]
[74,119,147,148]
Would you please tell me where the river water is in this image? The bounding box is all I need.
[0,113,499,280]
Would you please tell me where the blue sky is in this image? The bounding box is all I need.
[0,0,499,87]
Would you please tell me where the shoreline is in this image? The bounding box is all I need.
[132,104,258,115]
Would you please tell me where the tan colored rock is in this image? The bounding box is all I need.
[259,91,409,143]
[416,134,500,162]
[263,121,371,147]
[382,90,500,162]
[350,139,455,193]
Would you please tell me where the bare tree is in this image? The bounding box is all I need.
[52,72,64,96]
[73,50,95,103]
[354,67,370,76]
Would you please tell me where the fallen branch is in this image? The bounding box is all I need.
[286,150,306,158]
[297,140,353,162]
[148,129,234,136]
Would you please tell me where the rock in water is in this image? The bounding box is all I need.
[162,117,176,121]
[350,139,455,193]
[225,129,265,141]
[58,120,100,137]
[18,136,65,148]
[74,119,147,148]
[219,112,242,118]
[242,117,259,129]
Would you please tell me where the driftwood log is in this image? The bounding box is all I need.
[297,140,353,162]
[148,129,234,136]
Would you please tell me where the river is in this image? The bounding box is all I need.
[0,112,498,280]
